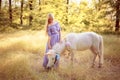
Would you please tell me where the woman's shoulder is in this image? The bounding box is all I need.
[48,21,58,27]
[54,20,59,25]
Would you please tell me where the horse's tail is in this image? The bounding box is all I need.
[99,35,104,64]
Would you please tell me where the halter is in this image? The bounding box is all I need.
[54,53,60,64]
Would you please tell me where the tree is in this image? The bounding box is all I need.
[39,0,41,10]
[39,0,41,5]
[9,0,12,23]
[29,0,33,26]
[66,0,69,24]
[105,0,120,32]
[20,0,24,25]
[0,0,2,11]
[115,0,120,32]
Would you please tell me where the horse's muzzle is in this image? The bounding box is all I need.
[46,66,52,70]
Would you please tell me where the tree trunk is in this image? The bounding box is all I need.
[115,0,120,32]
[14,0,16,8]
[9,0,12,23]
[39,0,41,10]
[29,0,33,26]
[0,0,2,11]
[39,0,41,5]
[98,0,101,11]
[20,0,24,25]
[66,0,69,24]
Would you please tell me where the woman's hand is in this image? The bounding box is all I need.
[48,45,52,49]
[59,39,62,44]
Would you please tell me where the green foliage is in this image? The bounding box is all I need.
[0,0,118,33]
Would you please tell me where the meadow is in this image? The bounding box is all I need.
[0,30,120,80]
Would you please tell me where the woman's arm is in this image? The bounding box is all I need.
[48,36,52,49]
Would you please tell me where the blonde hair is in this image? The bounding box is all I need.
[45,13,54,35]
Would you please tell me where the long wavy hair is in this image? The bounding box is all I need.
[45,13,54,35]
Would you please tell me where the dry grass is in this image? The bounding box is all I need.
[0,30,120,80]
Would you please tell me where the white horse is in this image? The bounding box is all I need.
[46,32,104,68]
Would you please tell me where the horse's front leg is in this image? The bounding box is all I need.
[70,50,74,65]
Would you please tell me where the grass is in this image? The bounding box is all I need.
[0,30,120,80]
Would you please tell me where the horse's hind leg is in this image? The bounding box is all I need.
[90,47,97,68]
[92,54,97,68]
[98,36,103,68]
[98,53,103,68]
[91,46,102,68]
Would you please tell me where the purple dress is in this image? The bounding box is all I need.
[43,22,61,68]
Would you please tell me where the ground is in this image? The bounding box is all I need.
[0,30,120,80]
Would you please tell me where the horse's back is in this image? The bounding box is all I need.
[65,32,100,50]
[66,32,100,42]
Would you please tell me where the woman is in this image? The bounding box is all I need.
[43,13,61,69]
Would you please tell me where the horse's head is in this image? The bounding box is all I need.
[46,50,56,69]
[46,41,66,69]
[46,50,60,69]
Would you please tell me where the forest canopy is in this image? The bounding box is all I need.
[0,0,120,33]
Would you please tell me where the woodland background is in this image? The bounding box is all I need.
[0,0,120,33]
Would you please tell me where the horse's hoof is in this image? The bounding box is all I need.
[91,66,94,68]
[91,64,95,68]
[98,65,102,68]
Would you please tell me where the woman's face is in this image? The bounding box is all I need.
[48,16,53,24]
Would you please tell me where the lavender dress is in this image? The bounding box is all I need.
[43,22,61,68]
